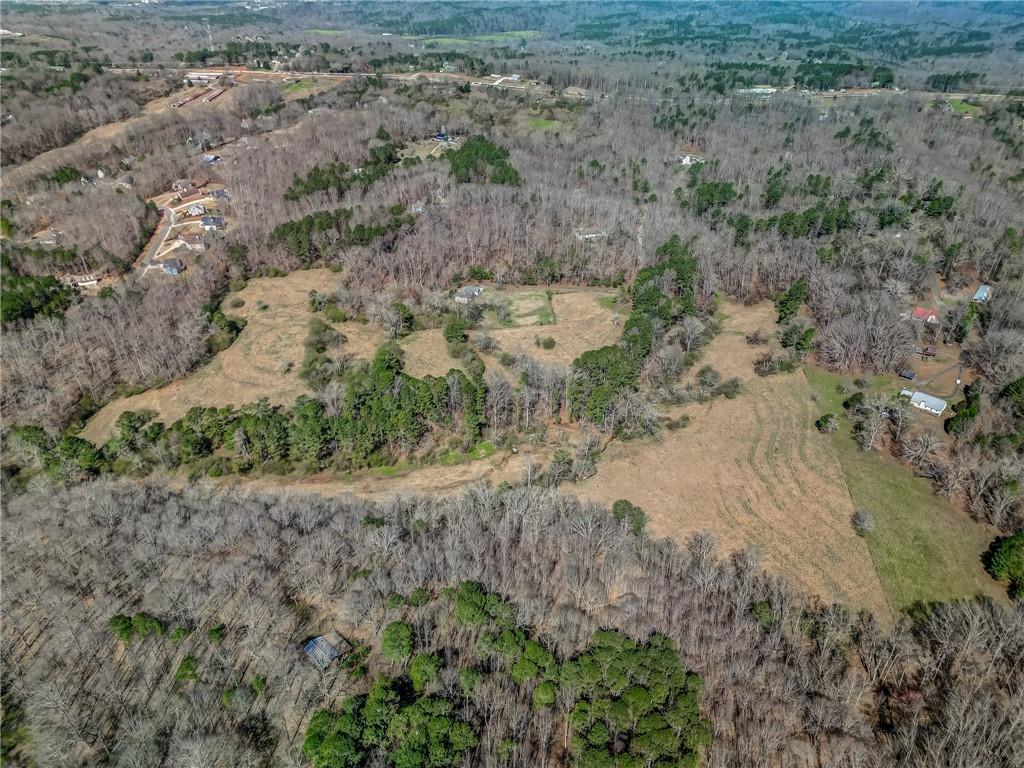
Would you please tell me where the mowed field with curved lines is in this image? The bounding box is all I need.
[577,302,891,615]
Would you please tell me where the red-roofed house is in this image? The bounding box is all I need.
[912,307,940,324]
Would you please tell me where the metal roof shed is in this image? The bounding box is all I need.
[303,631,349,670]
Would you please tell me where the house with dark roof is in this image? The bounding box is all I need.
[200,216,225,231]
[161,258,184,276]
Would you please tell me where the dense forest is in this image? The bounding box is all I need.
[3,481,1022,767]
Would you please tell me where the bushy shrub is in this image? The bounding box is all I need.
[381,621,413,662]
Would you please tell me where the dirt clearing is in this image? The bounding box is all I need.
[80,269,352,443]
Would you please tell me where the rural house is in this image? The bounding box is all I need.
[161,258,184,276]
[973,285,993,303]
[177,233,207,252]
[185,203,206,217]
[909,391,947,416]
[200,216,226,231]
[912,306,940,324]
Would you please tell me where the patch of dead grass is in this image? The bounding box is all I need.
[80,269,364,443]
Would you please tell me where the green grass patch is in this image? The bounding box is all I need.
[438,441,496,466]
[308,29,345,35]
[528,117,560,130]
[369,460,415,478]
[283,79,319,93]
[805,365,1004,611]
[416,30,540,45]
[948,98,982,116]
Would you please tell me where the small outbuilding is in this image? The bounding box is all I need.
[910,391,948,416]
[973,285,993,303]
[303,631,350,671]
[454,285,484,304]
[574,227,608,242]
[676,154,704,166]
[899,369,917,381]
[912,307,940,324]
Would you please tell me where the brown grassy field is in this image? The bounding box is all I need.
[79,269,382,443]
[487,290,622,366]
[577,302,891,615]
[399,288,621,377]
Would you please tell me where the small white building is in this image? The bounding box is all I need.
[454,285,484,304]
[973,285,993,303]
[574,228,608,242]
[676,154,704,166]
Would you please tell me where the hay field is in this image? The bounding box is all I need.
[79,269,386,443]
[577,302,890,615]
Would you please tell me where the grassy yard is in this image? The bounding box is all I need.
[283,79,319,93]
[805,365,1004,611]
[948,98,982,116]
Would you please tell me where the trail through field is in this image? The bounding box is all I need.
[215,444,555,501]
